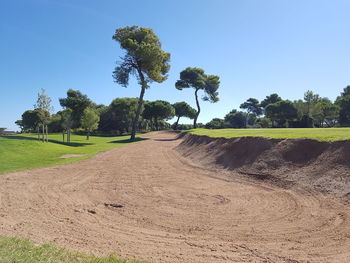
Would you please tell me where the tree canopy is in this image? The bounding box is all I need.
[59,89,92,128]
[260,93,282,109]
[81,108,100,140]
[172,102,196,129]
[175,67,220,128]
[265,100,298,127]
[240,98,262,116]
[112,26,171,140]
[143,100,175,130]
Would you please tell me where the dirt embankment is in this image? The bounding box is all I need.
[176,133,350,198]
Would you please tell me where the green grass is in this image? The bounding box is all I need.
[187,127,350,142]
[0,133,146,174]
[0,236,145,263]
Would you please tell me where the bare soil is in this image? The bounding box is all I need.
[0,131,350,262]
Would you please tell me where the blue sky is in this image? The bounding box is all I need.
[1,0,349,131]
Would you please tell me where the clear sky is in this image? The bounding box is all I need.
[1,0,349,131]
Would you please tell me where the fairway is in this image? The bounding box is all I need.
[0,133,144,174]
[187,127,350,141]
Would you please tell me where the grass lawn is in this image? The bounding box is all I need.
[0,133,146,174]
[187,127,350,142]
[0,236,145,263]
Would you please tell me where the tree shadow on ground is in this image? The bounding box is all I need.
[0,135,92,147]
[109,137,149,144]
[154,138,178,142]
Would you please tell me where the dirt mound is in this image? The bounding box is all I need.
[176,133,350,197]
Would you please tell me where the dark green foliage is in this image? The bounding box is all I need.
[99,98,139,134]
[172,102,196,129]
[255,117,272,128]
[300,115,314,128]
[112,26,171,140]
[205,118,227,129]
[335,86,350,126]
[318,101,339,127]
[48,113,63,132]
[260,93,282,108]
[81,108,100,140]
[21,110,42,132]
[265,100,298,127]
[142,100,175,130]
[336,95,350,126]
[172,123,194,130]
[175,67,220,128]
[59,89,92,128]
[240,98,262,117]
[224,111,247,128]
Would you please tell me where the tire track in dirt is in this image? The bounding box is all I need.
[0,131,349,262]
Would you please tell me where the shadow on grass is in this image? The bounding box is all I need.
[109,137,149,144]
[0,135,92,147]
[154,138,179,142]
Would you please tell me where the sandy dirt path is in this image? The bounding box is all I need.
[0,132,350,262]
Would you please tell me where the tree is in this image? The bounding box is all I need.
[112,26,170,140]
[81,108,100,140]
[240,98,262,117]
[341,85,350,96]
[205,118,227,129]
[35,89,53,142]
[20,110,41,132]
[265,100,298,127]
[175,67,220,128]
[317,101,339,127]
[61,109,73,143]
[304,90,320,115]
[172,102,196,130]
[142,100,174,130]
[260,93,282,109]
[99,98,139,134]
[224,110,247,128]
[59,89,92,128]
[240,98,262,126]
[15,120,24,132]
[48,113,63,132]
[336,86,350,126]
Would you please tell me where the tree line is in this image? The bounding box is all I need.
[205,88,350,129]
[15,89,197,140]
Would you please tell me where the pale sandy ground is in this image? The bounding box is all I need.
[0,132,349,262]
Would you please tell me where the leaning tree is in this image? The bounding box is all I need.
[112,26,170,140]
[175,67,220,128]
[172,101,196,130]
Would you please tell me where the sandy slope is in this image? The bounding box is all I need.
[0,131,349,262]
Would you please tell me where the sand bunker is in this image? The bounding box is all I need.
[0,131,349,262]
[176,133,350,198]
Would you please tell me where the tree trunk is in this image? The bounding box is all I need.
[63,131,65,142]
[46,125,48,142]
[155,118,159,131]
[37,126,40,140]
[87,131,89,140]
[174,116,180,130]
[130,70,147,141]
[193,88,200,129]
[42,124,45,142]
